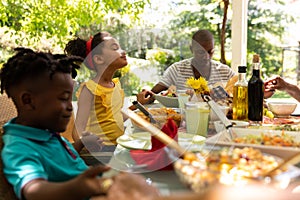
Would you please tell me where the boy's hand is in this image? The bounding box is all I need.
[76,165,111,197]
[81,131,103,152]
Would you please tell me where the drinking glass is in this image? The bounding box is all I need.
[185,102,210,137]
[177,90,190,111]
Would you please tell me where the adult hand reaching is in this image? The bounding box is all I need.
[265,76,287,91]
[264,80,276,99]
[264,76,300,102]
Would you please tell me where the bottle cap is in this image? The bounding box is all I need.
[238,66,247,73]
[253,54,260,63]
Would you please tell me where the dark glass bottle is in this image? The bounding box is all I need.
[233,66,248,120]
[248,54,264,123]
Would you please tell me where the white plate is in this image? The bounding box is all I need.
[214,120,249,132]
[205,127,300,159]
[116,134,152,150]
[117,132,206,150]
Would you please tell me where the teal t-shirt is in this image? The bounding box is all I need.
[2,118,89,199]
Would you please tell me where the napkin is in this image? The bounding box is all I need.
[130,118,178,171]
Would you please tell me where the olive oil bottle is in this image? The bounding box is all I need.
[233,66,248,120]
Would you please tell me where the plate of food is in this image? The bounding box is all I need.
[213,120,250,132]
[205,127,300,159]
[174,146,300,193]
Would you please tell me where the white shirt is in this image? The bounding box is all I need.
[159,58,236,90]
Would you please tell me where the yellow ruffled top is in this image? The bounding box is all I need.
[77,78,124,145]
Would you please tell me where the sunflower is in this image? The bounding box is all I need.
[186,77,210,95]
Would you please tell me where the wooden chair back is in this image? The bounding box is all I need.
[0,94,18,199]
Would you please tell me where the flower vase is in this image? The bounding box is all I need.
[190,93,204,102]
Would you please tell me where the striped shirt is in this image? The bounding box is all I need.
[159,58,236,90]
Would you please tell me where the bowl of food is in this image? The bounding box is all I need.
[154,95,179,108]
[132,107,183,131]
[174,147,293,193]
[154,85,181,108]
[268,102,297,117]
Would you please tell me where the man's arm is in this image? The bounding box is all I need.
[151,83,168,94]
[128,83,168,110]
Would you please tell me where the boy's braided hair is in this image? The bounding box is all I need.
[0,47,83,97]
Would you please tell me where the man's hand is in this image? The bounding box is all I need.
[136,90,155,105]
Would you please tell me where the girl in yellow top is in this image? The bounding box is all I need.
[65,32,127,145]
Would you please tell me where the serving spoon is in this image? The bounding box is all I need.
[240,151,300,183]
[132,100,157,124]
[263,152,300,178]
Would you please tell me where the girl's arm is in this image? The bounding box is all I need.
[73,86,94,152]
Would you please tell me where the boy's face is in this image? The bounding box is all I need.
[28,72,74,132]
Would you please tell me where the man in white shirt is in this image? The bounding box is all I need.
[138,29,236,104]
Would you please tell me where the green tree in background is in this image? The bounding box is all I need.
[168,0,296,77]
[1,0,298,96]
[247,0,295,78]
[0,0,149,53]
[0,0,150,97]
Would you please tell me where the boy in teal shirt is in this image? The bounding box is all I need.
[0,48,110,200]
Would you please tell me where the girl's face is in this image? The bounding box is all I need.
[98,36,127,70]
[30,72,74,132]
